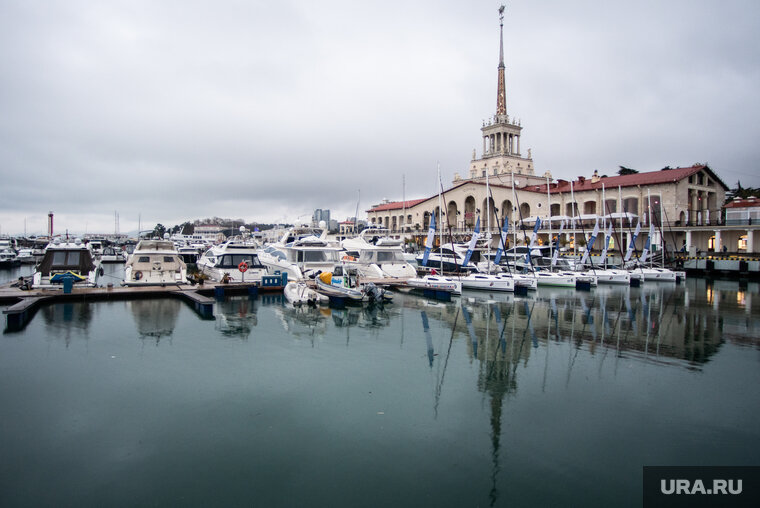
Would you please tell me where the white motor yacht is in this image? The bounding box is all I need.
[341,228,416,279]
[87,240,104,259]
[258,235,343,281]
[32,238,101,288]
[100,245,126,263]
[15,248,37,264]
[124,240,187,286]
[197,240,268,283]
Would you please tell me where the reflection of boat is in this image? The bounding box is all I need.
[284,282,328,307]
[214,297,258,338]
[128,299,180,340]
[32,239,101,288]
[124,240,188,286]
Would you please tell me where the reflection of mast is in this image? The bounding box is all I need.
[429,307,460,419]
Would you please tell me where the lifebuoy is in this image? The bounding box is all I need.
[134,271,143,280]
[238,261,249,273]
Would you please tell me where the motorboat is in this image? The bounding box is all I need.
[341,228,416,279]
[258,235,343,281]
[32,238,101,288]
[15,248,37,264]
[314,267,392,304]
[124,240,187,286]
[461,273,514,292]
[177,243,205,264]
[415,246,478,274]
[100,246,126,263]
[0,247,20,267]
[315,271,365,302]
[284,281,328,307]
[87,240,104,259]
[197,240,268,283]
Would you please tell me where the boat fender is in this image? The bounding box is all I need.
[342,255,356,261]
[134,271,143,280]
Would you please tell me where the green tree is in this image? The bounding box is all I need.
[153,223,166,238]
[617,166,639,176]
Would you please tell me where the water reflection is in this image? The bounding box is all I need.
[214,297,258,339]
[128,299,180,344]
[275,306,329,343]
[40,302,94,346]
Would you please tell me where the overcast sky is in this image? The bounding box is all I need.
[1,0,758,235]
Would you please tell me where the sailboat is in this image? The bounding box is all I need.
[460,216,515,292]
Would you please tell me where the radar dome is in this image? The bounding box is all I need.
[318,220,326,229]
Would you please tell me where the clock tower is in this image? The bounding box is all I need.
[455,5,543,188]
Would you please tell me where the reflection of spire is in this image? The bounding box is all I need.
[432,307,460,419]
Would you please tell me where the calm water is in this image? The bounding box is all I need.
[1,276,758,507]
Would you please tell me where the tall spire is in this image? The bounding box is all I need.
[496,5,507,117]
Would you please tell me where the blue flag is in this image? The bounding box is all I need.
[493,218,509,265]
[421,213,436,266]
[462,216,480,267]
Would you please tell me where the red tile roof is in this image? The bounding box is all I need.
[724,197,760,208]
[367,198,428,212]
[527,165,728,194]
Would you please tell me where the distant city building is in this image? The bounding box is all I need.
[194,224,223,235]
[312,209,330,227]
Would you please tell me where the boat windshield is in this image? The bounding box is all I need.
[297,250,339,263]
[52,250,80,266]
[218,254,264,268]
[376,251,404,263]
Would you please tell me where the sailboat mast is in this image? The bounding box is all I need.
[402,174,406,236]
[486,167,491,273]
[546,173,552,269]
[602,184,606,268]
[438,163,443,273]
[570,181,576,258]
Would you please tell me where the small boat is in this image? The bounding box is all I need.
[461,273,514,292]
[124,240,187,286]
[315,271,365,302]
[407,275,462,295]
[32,238,101,288]
[284,282,328,307]
[0,247,20,267]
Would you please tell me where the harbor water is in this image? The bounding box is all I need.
[1,276,758,507]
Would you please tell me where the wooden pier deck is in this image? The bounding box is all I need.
[1,281,284,330]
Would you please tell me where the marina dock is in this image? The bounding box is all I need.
[1,281,285,330]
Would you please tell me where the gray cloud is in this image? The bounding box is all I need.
[1,0,758,234]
